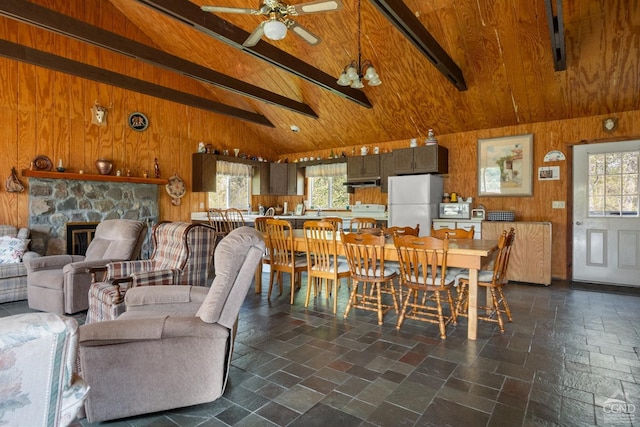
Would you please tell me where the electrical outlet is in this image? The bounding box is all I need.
[199,202,205,209]
[552,201,565,209]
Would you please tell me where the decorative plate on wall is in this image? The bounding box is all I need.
[128,112,149,132]
[32,155,53,171]
[166,173,186,206]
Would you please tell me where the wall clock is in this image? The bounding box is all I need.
[602,117,618,133]
[128,112,149,131]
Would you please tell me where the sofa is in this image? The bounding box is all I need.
[0,312,89,426]
[0,225,40,303]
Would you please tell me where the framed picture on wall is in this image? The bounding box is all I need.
[477,134,533,196]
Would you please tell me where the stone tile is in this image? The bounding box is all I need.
[416,397,491,427]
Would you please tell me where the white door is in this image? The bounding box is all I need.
[573,141,640,286]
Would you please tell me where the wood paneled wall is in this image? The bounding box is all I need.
[288,111,640,280]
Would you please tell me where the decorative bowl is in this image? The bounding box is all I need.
[95,159,113,175]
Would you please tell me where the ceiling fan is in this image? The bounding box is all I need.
[201,0,343,47]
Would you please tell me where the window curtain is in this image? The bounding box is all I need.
[216,160,252,177]
[305,162,347,178]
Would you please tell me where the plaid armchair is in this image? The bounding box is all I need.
[85,222,217,323]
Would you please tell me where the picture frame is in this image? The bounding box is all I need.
[477,134,533,197]
[294,203,304,216]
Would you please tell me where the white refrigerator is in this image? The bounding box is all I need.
[388,175,443,236]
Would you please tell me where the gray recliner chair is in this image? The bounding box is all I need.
[25,219,147,315]
[78,227,264,423]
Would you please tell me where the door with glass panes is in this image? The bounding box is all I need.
[573,141,640,286]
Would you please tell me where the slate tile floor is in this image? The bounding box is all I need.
[3,278,640,426]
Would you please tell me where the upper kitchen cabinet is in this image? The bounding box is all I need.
[192,153,216,192]
[393,145,448,175]
[270,162,302,195]
[347,155,380,179]
[252,162,269,195]
[380,152,394,193]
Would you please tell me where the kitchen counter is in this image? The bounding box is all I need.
[191,211,388,223]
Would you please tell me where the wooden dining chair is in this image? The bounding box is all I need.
[393,234,458,339]
[224,208,245,232]
[349,217,378,232]
[455,228,515,333]
[431,226,474,239]
[303,220,350,314]
[341,230,398,325]
[265,218,307,304]
[207,208,228,236]
[322,216,343,232]
[253,216,271,289]
[383,224,420,237]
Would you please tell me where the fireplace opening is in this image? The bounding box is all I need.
[66,222,99,255]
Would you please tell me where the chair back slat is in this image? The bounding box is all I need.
[265,219,295,267]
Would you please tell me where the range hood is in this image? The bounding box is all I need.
[343,178,381,188]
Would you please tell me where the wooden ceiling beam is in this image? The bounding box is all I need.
[0,0,317,118]
[544,0,566,71]
[368,0,467,91]
[135,0,373,109]
[0,40,274,127]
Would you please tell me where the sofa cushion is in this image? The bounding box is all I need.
[0,236,29,264]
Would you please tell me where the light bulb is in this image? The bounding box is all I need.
[364,66,378,81]
[350,78,364,89]
[337,72,351,86]
[346,66,359,80]
[263,20,287,41]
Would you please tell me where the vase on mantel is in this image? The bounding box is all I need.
[95,159,113,175]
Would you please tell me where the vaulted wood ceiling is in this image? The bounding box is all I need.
[8,0,640,155]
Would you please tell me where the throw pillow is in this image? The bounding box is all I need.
[0,236,29,264]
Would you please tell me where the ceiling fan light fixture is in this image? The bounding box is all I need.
[263,19,287,40]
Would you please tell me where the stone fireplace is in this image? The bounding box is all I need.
[28,177,159,258]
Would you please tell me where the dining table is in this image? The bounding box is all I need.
[254,229,499,341]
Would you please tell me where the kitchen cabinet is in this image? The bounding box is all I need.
[482,221,552,285]
[347,155,380,179]
[252,162,269,195]
[393,145,448,175]
[432,219,482,239]
[380,152,394,193]
[269,163,302,195]
[192,153,216,192]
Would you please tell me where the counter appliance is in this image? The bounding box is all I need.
[388,175,443,236]
[439,202,472,219]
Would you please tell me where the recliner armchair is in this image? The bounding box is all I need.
[25,219,147,315]
[85,222,217,323]
[78,227,265,423]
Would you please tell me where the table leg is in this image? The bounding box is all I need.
[467,268,478,340]
[255,263,262,294]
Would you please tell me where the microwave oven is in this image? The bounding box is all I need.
[439,203,471,219]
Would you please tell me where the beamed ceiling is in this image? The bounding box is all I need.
[3,0,639,155]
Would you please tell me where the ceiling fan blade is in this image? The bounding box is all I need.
[289,0,342,15]
[286,20,321,45]
[201,5,261,15]
[243,22,266,47]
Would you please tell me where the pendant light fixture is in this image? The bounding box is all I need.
[336,0,381,88]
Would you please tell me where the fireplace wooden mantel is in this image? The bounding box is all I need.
[22,169,168,185]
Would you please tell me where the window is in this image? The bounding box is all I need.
[306,163,349,209]
[588,151,639,217]
[207,161,252,209]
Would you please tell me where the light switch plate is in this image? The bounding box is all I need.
[199,202,205,209]
[552,201,565,209]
